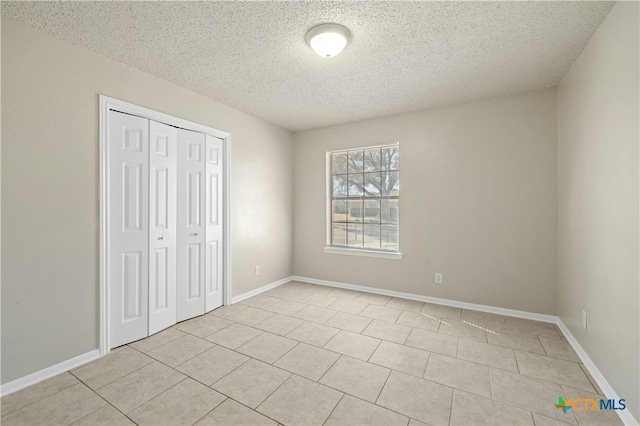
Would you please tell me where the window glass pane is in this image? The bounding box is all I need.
[363,199,380,223]
[347,222,363,246]
[364,148,381,172]
[333,175,348,197]
[363,172,381,197]
[347,174,363,197]
[363,224,381,248]
[348,150,364,173]
[332,152,347,174]
[332,224,347,246]
[381,146,399,171]
[332,200,348,223]
[381,224,399,250]
[381,199,399,224]
[347,200,363,222]
[380,170,399,196]
[329,145,399,253]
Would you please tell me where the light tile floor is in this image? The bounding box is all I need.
[1,281,623,425]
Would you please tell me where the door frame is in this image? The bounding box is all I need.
[99,95,232,355]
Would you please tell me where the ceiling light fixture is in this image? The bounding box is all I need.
[305,23,351,58]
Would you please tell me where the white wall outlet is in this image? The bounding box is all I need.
[435,273,443,284]
[582,310,587,330]
[255,265,261,276]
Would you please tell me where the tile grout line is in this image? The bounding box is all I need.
[401,325,411,345]
[190,398,226,425]
[125,345,229,397]
[316,354,343,384]
[125,377,190,419]
[421,350,433,379]
[514,348,522,374]
[372,368,393,405]
[203,324,257,347]
[143,337,215,371]
[205,354,252,389]
[252,373,297,418]
[173,314,235,339]
[366,339,384,363]
[270,341,301,365]
[229,396,282,425]
[448,384,455,425]
[69,370,148,425]
[206,365,292,422]
[128,327,186,353]
[321,393,346,426]
[71,347,155,393]
[0,373,80,419]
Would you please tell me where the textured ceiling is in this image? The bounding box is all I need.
[2,1,614,131]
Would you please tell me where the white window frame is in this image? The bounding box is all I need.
[324,143,403,260]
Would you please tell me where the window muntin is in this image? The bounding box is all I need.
[329,144,399,251]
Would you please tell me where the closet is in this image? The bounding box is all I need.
[108,110,224,348]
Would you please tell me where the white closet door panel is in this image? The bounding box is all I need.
[177,129,206,321]
[109,111,149,347]
[205,135,224,312]
[148,120,178,335]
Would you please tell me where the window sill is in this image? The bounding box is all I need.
[323,246,403,260]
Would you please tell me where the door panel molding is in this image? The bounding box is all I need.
[100,95,232,355]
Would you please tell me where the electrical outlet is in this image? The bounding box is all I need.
[582,310,587,330]
[435,273,443,284]
[255,265,261,276]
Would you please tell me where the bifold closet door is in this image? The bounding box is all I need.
[177,129,206,322]
[148,120,178,334]
[109,111,149,347]
[109,108,224,346]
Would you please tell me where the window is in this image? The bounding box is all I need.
[328,144,400,254]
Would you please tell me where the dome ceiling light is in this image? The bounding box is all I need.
[305,23,351,58]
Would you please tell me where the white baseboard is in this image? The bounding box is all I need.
[3,276,636,426]
[556,320,639,426]
[231,276,293,304]
[0,349,100,397]
[292,275,557,323]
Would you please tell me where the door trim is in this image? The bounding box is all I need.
[99,95,232,355]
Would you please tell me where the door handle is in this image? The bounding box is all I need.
[158,236,164,240]
[191,233,199,237]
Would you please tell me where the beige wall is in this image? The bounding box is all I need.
[558,1,639,421]
[1,17,293,384]
[293,89,558,314]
